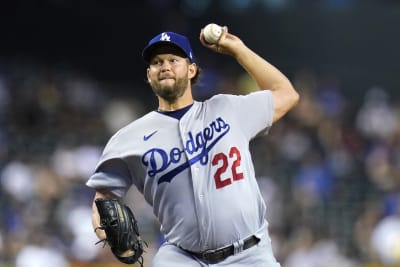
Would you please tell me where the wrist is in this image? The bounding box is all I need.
[235,45,256,65]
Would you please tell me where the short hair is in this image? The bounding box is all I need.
[191,63,202,86]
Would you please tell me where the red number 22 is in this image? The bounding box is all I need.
[212,146,244,189]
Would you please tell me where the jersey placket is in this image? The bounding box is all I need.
[178,110,210,251]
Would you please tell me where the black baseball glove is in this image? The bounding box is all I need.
[95,198,146,266]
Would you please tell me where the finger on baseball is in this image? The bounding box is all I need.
[199,29,207,44]
[199,29,208,46]
[199,29,216,48]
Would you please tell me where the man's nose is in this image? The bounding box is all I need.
[160,61,172,70]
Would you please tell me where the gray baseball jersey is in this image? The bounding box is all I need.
[86,90,274,252]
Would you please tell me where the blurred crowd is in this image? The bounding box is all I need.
[0,55,400,267]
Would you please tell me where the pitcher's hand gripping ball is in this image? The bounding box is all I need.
[203,23,222,44]
[95,198,147,266]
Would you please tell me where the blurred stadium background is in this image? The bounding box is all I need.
[1,0,400,267]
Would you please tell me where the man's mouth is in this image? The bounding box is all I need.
[159,75,174,81]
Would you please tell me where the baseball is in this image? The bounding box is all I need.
[203,23,222,44]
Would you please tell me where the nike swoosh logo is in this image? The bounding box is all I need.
[144,130,158,141]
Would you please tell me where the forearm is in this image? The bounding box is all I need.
[234,44,299,122]
[234,44,292,91]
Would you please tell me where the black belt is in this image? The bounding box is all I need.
[182,235,260,264]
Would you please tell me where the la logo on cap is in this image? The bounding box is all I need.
[160,32,171,42]
[142,31,195,63]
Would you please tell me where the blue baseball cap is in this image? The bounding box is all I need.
[142,32,195,63]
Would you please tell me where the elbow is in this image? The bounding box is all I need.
[292,89,300,107]
[271,85,300,123]
[288,86,300,109]
[276,81,300,109]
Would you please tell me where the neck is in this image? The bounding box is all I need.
[158,101,194,112]
[158,88,194,112]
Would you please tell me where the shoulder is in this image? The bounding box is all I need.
[203,91,272,107]
[101,111,161,157]
[108,111,158,141]
[203,94,236,108]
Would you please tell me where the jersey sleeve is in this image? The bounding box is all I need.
[86,127,136,197]
[212,90,274,140]
[86,158,132,197]
[86,113,156,197]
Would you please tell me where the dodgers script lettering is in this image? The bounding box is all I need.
[142,117,231,184]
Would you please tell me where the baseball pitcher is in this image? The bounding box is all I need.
[87,25,299,266]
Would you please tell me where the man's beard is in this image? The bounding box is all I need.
[151,75,189,102]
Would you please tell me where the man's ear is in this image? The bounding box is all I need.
[146,68,151,83]
[188,63,197,79]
